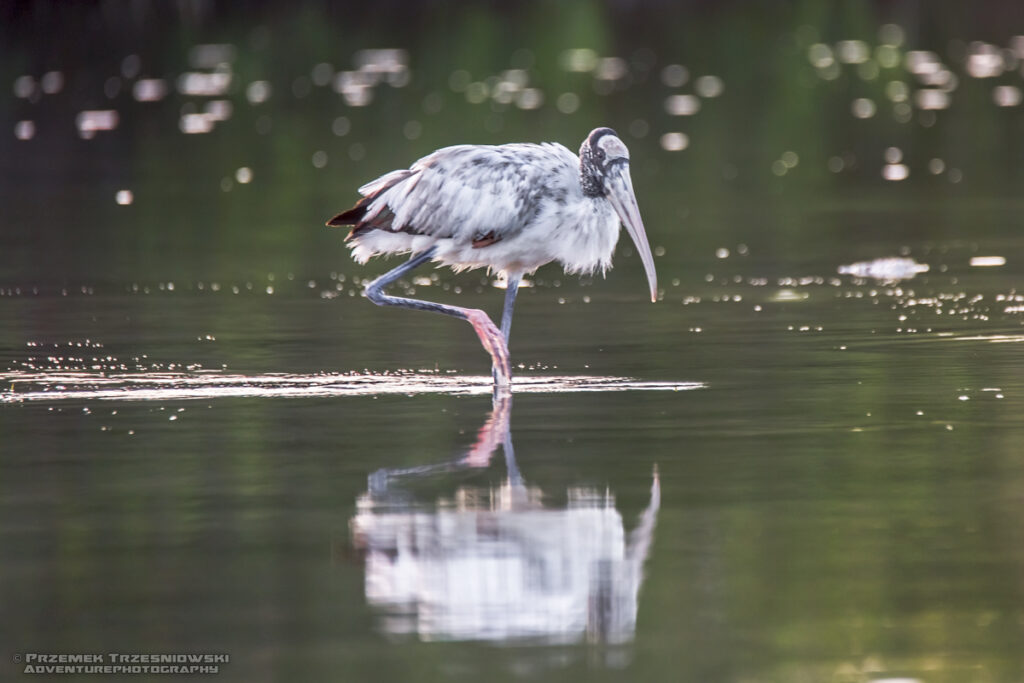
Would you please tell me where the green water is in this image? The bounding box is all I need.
[3,2,1024,681]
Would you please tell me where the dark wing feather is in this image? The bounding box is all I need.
[325,170,419,240]
[325,195,372,227]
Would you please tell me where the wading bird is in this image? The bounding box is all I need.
[327,127,657,388]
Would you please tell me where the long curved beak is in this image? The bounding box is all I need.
[606,164,658,302]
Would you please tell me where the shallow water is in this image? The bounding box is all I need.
[4,236,1024,681]
[5,3,1024,681]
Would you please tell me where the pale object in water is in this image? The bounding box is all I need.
[969,256,1006,267]
[838,257,929,281]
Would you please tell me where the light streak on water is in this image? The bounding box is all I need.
[664,94,700,116]
[246,80,271,104]
[993,85,1022,107]
[966,43,1004,78]
[807,44,834,68]
[515,88,543,110]
[14,120,34,140]
[354,49,408,77]
[915,89,950,110]
[177,71,232,96]
[659,132,688,151]
[179,113,215,134]
[204,100,232,121]
[188,43,237,69]
[660,64,688,87]
[906,50,942,75]
[75,110,119,138]
[851,98,876,118]
[557,92,581,113]
[836,40,870,64]
[694,75,724,97]
[560,48,599,72]
[132,79,167,102]
[13,74,36,98]
[882,163,909,181]
[951,334,1024,343]
[40,71,63,94]
[0,371,704,403]
[595,57,628,81]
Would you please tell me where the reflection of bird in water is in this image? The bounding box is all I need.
[350,393,660,647]
[327,128,658,388]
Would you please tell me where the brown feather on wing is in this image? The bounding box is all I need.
[472,232,501,248]
[326,195,373,227]
[327,190,431,242]
[326,172,415,241]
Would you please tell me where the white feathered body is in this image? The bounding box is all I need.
[343,143,622,278]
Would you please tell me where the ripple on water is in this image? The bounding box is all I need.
[0,371,704,403]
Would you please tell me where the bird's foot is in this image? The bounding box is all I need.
[464,309,512,388]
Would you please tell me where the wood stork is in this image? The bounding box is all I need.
[327,127,657,388]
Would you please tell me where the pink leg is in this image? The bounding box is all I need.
[465,309,511,387]
[364,248,512,388]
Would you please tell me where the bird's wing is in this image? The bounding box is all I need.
[329,143,577,245]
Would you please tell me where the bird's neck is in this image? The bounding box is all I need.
[579,149,604,198]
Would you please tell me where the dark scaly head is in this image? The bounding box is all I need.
[579,127,626,197]
[579,127,657,302]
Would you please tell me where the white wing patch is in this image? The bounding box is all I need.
[360,143,575,241]
[358,169,412,196]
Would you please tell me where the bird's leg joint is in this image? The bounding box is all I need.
[364,279,388,306]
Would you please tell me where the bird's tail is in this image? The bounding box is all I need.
[326,169,413,238]
[326,196,371,228]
